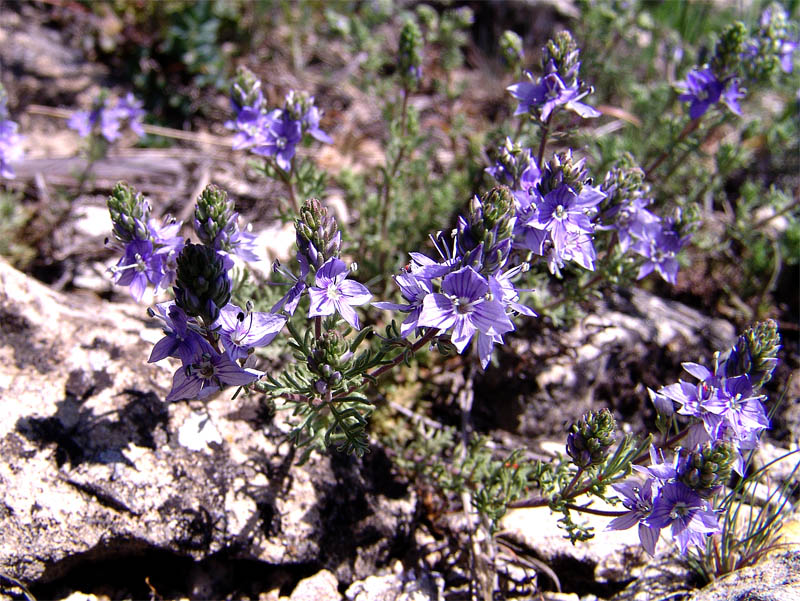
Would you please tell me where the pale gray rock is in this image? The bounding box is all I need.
[288,569,340,601]
[686,551,800,601]
[0,259,415,591]
[498,502,648,591]
[485,287,737,440]
[345,561,443,601]
[0,5,102,101]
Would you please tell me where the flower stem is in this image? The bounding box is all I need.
[645,117,700,178]
[537,116,552,167]
[564,502,626,517]
[561,466,584,499]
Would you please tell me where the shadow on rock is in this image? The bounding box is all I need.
[16,381,169,467]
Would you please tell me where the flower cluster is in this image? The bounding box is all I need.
[108,182,288,402]
[228,67,332,171]
[507,30,600,122]
[375,187,536,368]
[677,8,799,120]
[0,86,23,179]
[607,445,726,555]
[650,355,773,474]
[489,147,606,277]
[69,92,145,142]
[106,182,184,302]
[744,4,799,78]
[271,198,371,331]
[398,19,424,91]
[599,158,690,285]
[603,321,780,557]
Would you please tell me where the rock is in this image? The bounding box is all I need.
[499,501,648,592]
[477,286,737,440]
[608,556,695,601]
[0,259,415,592]
[686,551,800,601]
[288,570,340,601]
[0,5,102,102]
[344,561,443,601]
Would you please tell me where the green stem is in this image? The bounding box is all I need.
[645,117,701,179]
[561,466,584,499]
[274,158,299,214]
[331,328,437,402]
[377,89,411,279]
[537,116,552,167]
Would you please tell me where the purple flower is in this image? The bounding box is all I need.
[631,221,686,285]
[230,107,277,150]
[272,254,310,315]
[111,239,166,302]
[373,272,432,337]
[646,481,719,554]
[535,186,597,253]
[308,258,372,329]
[214,303,286,360]
[165,349,262,402]
[545,230,597,274]
[0,119,23,179]
[606,478,660,556]
[114,93,146,137]
[508,70,600,121]
[417,266,514,354]
[655,363,770,473]
[252,114,303,171]
[69,93,146,142]
[148,302,214,364]
[677,68,744,119]
[302,104,333,144]
[489,267,537,318]
[601,197,659,253]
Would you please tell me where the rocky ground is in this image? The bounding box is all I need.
[0,2,798,600]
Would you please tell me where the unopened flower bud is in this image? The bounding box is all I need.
[295,198,341,269]
[231,66,265,113]
[107,182,152,243]
[174,242,232,325]
[399,20,424,91]
[680,442,736,498]
[566,408,616,468]
[543,30,580,87]
[194,184,236,249]
[500,30,524,72]
[723,319,781,390]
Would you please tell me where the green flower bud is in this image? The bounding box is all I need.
[107,182,152,243]
[194,184,235,248]
[680,442,736,498]
[231,66,265,113]
[712,22,748,76]
[307,331,349,393]
[566,409,616,468]
[500,30,524,73]
[723,319,781,390]
[174,242,232,325]
[600,153,650,212]
[457,187,516,275]
[543,31,580,88]
[415,4,438,31]
[539,150,589,196]
[399,19,423,91]
[295,198,341,270]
